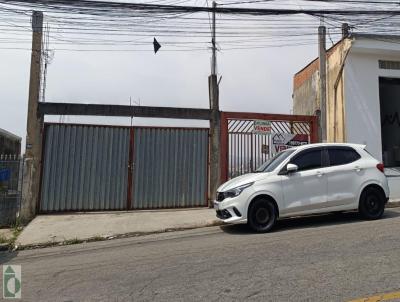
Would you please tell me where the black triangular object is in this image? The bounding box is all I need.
[153,38,161,54]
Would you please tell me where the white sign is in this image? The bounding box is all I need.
[253,120,271,135]
[272,133,309,153]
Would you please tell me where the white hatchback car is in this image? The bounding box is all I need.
[214,143,389,232]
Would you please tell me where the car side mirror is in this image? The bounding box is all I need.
[286,163,298,173]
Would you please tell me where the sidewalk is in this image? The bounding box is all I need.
[15,201,400,249]
[16,208,220,248]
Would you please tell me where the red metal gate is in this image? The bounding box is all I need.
[220,112,318,182]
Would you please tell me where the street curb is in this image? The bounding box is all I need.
[13,220,224,251]
[387,201,400,208]
[0,243,9,251]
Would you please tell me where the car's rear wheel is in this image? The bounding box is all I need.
[247,198,277,232]
[359,186,385,220]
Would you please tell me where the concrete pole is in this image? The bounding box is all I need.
[208,1,220,206]
[21,11,44,221]
[318,25,327,142]
[209,75,220,206]
[342,23,350,38]
[211,1,217,76]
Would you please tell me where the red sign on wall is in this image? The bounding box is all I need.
[272,133,309,153]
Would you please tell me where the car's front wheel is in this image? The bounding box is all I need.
[247,198,277,232]
[359,186,385,220]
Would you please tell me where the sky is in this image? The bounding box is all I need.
[0,0,328,149]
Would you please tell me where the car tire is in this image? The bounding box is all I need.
[359,187,385,220]
[247,198,277,233]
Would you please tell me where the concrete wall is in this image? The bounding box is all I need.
[326,39,352,143]
[344,53,383,159]
[293,39,351,141]
[344,41,400,159]
[293,72,320,116]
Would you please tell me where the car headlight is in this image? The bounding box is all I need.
[223,182,254,199]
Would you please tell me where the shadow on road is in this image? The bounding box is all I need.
[0,250,19,264]
[220,209,400,235]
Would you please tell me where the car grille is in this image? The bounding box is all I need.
[216,209,232,219]
[216,192,225,202]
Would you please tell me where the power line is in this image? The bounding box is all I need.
[2,0,400,16]
[1,0,400,53]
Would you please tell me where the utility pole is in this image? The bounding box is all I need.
[21,11,44,221]
[208,1,220,206]
[318,24,327,142]
[342,23,350,38]
[211,1,217,76]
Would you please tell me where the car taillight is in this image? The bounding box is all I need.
[376,163,384,173]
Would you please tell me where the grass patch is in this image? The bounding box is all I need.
[63,238,82,245]
[0,234,8,244]
[62,235,107,246]
[10,218,24,245]
[91,235,106,241]
[0,218,25,250]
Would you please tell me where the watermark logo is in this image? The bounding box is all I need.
[3,265,21,299]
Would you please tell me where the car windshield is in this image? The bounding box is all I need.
[256,149,295,173]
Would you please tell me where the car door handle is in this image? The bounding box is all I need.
[354,166,362,172]
[316,171,324,177]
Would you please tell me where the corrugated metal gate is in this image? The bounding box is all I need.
[40,125,130,211]
[40,124,209,212]
[131,128,208,209]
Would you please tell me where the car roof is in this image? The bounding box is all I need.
[289,143,366,152]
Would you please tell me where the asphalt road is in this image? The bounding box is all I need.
[2,209,400,302]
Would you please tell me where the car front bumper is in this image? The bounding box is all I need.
[214,199,248,224]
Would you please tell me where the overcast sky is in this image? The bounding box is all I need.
[0,1,324,149]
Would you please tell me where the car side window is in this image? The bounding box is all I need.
[290,149,322,172]
[328,147,361,166]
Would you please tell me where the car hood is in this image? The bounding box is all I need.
[217,172,272,192]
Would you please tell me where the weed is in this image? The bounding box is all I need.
[91,235,106,241]
[0,234,8,244]
[63,238,82,245]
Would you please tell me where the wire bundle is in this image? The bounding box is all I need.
[0,0,399,53]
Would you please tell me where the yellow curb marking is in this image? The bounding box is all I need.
[348,291,400,302]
